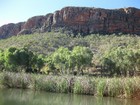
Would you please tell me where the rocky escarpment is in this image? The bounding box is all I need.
[0,6,140,38]
[0,22,25,38]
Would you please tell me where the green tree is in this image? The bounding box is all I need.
[51,47,70,74]
[71,46,93,75]
[44,46,93,75]
[43,55,57,74]
[3,47,45,73]
[3,47,18,71]
[31,54,45,73]
[101,47,140,77]
[0,49,4,71]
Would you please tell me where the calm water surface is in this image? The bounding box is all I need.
[0,89,140,105]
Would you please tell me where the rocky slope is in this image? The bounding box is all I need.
[0,6,140,39]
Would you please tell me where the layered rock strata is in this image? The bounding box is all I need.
[0,7,140,38]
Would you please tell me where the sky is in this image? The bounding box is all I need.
[0,0,140,26]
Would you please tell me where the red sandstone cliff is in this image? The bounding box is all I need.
[0,7,140,38]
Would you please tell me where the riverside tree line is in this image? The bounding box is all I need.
[0,46,93,75]
[0,45,140,77]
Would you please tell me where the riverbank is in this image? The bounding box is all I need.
[1,72,140,99]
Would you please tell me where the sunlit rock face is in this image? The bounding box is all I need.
[0,7,140,39]
[0,22,24,38]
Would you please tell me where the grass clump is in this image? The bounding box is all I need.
[34,75,73,93]
[95,77,140,98]
[73,77,94,95]
[1,72,140,98]
[56,76,72,93]
[122,77,140,98]
[96,78,107,96]
[0,73,4,88]
[34,75,57,92]
[2,72,32,89]
[105,78,123,97]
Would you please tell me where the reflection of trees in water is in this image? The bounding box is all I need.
[0,89,139,105]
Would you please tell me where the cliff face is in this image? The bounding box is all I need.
[0,7,140,38]
[0,22,25,38]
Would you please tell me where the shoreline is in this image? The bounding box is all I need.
[1,72,140,99]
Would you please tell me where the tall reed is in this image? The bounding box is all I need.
[1,72,140,98]
[2,72,32,89]
[73,77,94,95]
[34,75,73,93]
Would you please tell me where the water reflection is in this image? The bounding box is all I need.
[0,89,140,105]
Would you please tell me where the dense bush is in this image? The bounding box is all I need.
[44,46,93,75]
[0,32,140,76]
[0,46,93,75]
[100,47,140,77]
[0,47,45,73]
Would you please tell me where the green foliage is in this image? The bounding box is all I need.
[34,76,58,92]
[56,77,70,93]
[101,47,140,76]
[43,55,56,74]
[1,32,140,98]
[44,46,93,75]
[0,49,4,71]
[0,47,45,73]
[73,77,94,95]
[31,54,45,72]
[72,46,93,75]
[34,75,71,93]
[1,32,140,76]
[51,47,70,74]
[96,79,106,96]
[3,47,19,71]
[1,72,140,98]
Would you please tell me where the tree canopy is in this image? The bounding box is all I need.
[2,47,45,73]
[44,46,93,75]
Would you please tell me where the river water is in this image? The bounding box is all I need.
[0,89,140,105]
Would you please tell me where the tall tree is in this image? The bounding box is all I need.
[71,46,93,75]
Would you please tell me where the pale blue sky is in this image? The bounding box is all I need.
[0,0,140,26]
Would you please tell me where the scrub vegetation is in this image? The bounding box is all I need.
[1,72,140,98]
[1,32,140,98]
